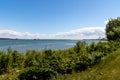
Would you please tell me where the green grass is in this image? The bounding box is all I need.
[65,49,120,80]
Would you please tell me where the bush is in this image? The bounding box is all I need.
[18,67,57,80]
[74,41,87,54]
[0,51,8,74]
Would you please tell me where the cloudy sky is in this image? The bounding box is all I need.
[0,0,119,39]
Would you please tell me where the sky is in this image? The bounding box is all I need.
[0,0,120,39]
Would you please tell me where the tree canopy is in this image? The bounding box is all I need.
[106,17,120,41]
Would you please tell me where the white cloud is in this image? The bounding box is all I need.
[0,27,105,39]
[104,20,109,24]
[54,27,105,39]
[0,30,48,39]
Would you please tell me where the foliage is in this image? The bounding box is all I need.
[0,51,8,74]
[18,67,57,80]
[65,49,120,80]
[0,40,120,79]
[106,17,120,41]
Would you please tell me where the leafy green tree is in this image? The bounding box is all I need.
[74,41,87,54]
[10,50,24,68]
[24,50,39,67]
[106,17,120,41]
[6,48,13,71]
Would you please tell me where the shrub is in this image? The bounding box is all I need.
[0,51,8,74]
[18,67,57,80]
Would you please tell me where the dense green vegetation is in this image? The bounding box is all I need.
[0,40,120,80]
[106,17,120,41]
[65,48,120,80]
[1,17,120,80]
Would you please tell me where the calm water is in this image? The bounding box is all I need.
[0,39,100,53]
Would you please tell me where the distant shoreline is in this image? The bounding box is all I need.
[0,38,15,40]
[0,38,107,41]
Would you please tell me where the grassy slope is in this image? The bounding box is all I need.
[66,49,120,80]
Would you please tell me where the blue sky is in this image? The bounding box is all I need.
[0,0,120,39]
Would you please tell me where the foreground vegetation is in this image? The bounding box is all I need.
[65,48,120,80]
[0,40,120,80]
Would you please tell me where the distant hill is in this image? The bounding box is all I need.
[0,38,19,40]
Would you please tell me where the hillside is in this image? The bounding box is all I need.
[65,49,120,80]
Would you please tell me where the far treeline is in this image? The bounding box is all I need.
[0,17,120,80]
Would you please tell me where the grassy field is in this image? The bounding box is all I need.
[65,49,120,80]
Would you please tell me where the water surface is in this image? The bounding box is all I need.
[0,39,100,53]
